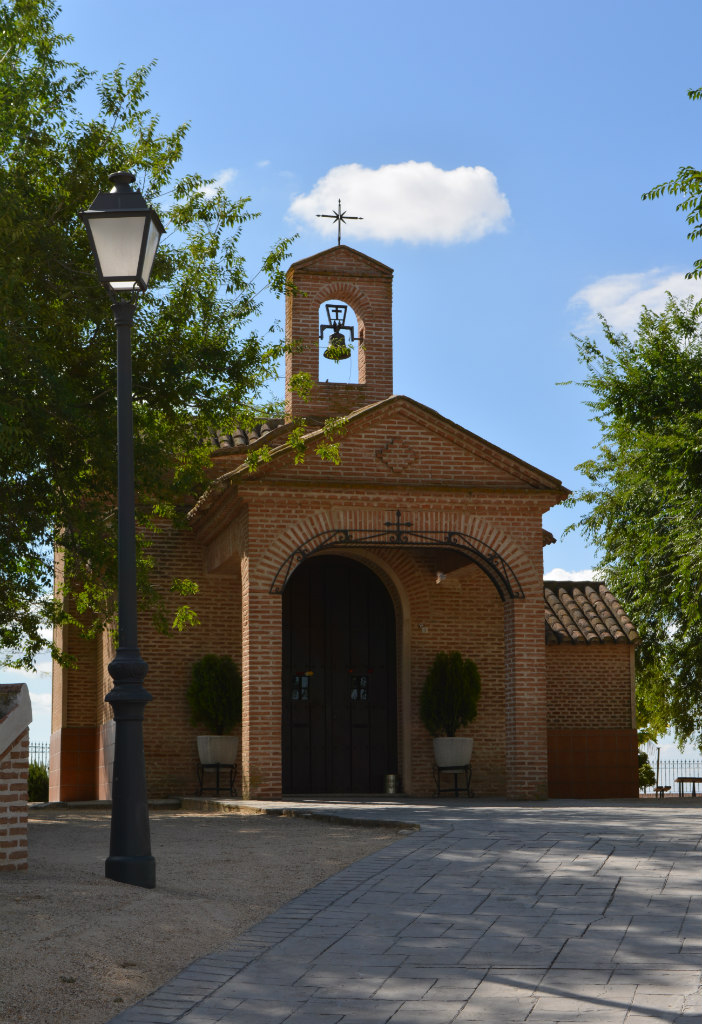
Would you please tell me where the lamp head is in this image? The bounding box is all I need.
[81,171,165,293]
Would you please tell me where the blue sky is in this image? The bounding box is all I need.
[8,0,702,757]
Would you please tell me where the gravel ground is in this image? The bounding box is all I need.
[0,807,398,1024]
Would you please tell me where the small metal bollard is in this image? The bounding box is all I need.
[385,774,397,794]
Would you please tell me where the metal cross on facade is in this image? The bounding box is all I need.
[385,510,413,542]
[316,198,363,245]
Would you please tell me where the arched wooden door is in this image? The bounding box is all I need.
[282,555,397,793]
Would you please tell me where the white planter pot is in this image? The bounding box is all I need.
[197,735,239,765]
[433,736,473,768]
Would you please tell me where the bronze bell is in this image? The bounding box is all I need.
[323,331,351,361]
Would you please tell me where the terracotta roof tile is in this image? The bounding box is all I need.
[544,581,638,645]
[211,418,286,451]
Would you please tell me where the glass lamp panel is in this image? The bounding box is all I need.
[140,217,163,288]
[109,280,140,292]
[89,213,148,284]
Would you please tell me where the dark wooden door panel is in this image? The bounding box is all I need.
[283,555,397,793]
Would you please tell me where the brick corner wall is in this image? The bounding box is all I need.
[0,727,29,871]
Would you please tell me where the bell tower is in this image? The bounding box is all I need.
[284,244,394,419]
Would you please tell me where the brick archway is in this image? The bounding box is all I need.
[250,506,547,798]
[268,512,524,601]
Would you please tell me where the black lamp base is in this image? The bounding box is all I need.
[106,854,156,889]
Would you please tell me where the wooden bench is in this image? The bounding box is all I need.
[654,785,671,799]
[674,776,702,797]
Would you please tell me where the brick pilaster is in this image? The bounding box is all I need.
[240,553,283,798]
[504,595,549,799]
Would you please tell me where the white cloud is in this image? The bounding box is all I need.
[28,692,51,714]
[200,168,237,199]
[570,269,702,333]
[257,159,270,168]
[0,644,52,683]
[0,664,29,679]
[544,568,600,582]
[288,161,511,245]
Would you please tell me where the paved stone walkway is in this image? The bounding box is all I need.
[109,799,701,1024]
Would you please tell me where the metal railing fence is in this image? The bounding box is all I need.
[29,741,50,767]
[24,745,701,791]
[640,758,702,795]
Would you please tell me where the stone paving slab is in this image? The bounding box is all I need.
[108,799,701,1024]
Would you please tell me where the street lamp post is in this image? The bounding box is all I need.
[82,171,165,889]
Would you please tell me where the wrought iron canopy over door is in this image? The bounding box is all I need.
[282,555,397,794]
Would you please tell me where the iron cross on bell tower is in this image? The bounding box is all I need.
[316,198,363,245]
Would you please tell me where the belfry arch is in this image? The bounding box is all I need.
[318,297,361,384]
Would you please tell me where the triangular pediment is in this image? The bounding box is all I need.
[287,244,393,279]
[224,395,566,493]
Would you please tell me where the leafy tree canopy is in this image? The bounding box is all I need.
[0,0,312,669]
[641,87,702,280]
[566,295,702,751]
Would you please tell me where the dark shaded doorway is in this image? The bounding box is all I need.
[282,555,397,793]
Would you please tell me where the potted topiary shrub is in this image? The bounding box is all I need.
[187,654,242,764]
[420,651,481,767]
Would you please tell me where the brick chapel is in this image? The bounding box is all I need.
[50,243,640,802]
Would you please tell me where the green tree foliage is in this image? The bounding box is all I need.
[0,0,303,669]
[186,654,242,735]
[642,88,702,281]
[27,761,49,802]
[419,651,481,737]
[637,750,656,790]
[566,295,702,750]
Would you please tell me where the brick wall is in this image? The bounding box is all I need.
[54,506,638,801]
[49,725,97,802]
[0,728,29,871]
[50,551,102,802]
[400,554,508,797]
[546,643,635,729]
[134,521,244,798]
[546,642,637,796]
[52,458,566,801]
[223,486,553,799]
